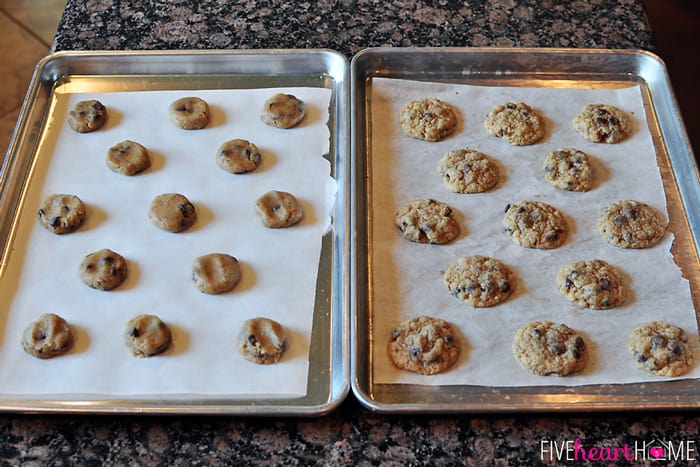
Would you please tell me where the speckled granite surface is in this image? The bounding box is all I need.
[6,0,700,465]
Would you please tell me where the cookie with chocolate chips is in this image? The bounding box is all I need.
[78,248,128,291]
[484,101,545,146]
[573,104,631,143]
[124,314,172,357]
[443,255,514,307]
[21,313,74,359]
[148,193,197,233]
[388,316,460,375]
[255,190,303,228]
[37,194,86,234]
[217,139,262,174]
[503,200,568,249]
[627,321,692,377]
[395,198,460,244]
[436,148,499,194]
[556,259,625,309]
[512,321,587,376]
[400,98,458,142]
[542,147,593,192]
[169,97,210,130]
[67,99,107,133]
[106,140,151,175]
[260,93,306,129]
[597,200,666,249]
[238,317,287,364]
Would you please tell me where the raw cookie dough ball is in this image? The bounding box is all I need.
[148,193,197,232]
[238,317,287,364]
[444,255,514,307]
[628,321,692,377]
[67,99,107,133]
[78,248,128,291]
[37,193,86,234]
[106,140,151,175]
[399,97,458,142]
[21,313,74,359]
[556,259,626,309]
[388,316,460,375]
[395,198,460,244]
[255,190,303,228]
[503,200,568,249]
[124,314,172,357]
[597,200,666,249]
[260,93,306,129]
[484,101,545,145]
[169,97,210,130]
[542,147,593,192]
[216,139,262,174]
[192,253,241,294]
[573,104,631,143]
[512,321,587,376]
[437,148,499,193]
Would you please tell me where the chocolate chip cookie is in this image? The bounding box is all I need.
[124,314,172,357]
[512,321,587,376]
[399,98,458,142]
[216,139,262,174]
[148,193,197,233]
[542,147,593,192]
[436,148,499,193]
[395,198,460,244]
[597,200,666,249]
[484,101,545,146]
[37,194,86,234]
[21,313,74,359]
[503,200,568,249]
[388,316,460,375]
[627,321,693,377]
[238,317,287,364]
[443,255,514,307]
[78,248,128,291]
[573,104,631,143]
[192,253,241,294]
[169,97,210,130]
[67,99,107,133]
[255,190,303,228]
[260,93,306,129]
[106,140,151,176]
[556,259,626,309]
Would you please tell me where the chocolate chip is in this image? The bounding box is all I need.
[574,336,585,349]
[598,278,611,290]
[506,103,517,109]
[500,281,510,293]
[444,336,453,346]
[550,344,565,355]
[37,208,44,218]
[651,335,667,349]
[50,217,61,228]
[530,328,543,339]
[129,328,139,338]
[670,343,684,356]
[36,332,46,341]
[391,329,400,340]
[545,230,560,241]
[92,102,105,111]
[504,203,511,213]
[175,105,187,112]
[409,348,421,359]
[636,352,647,363]
[564,279,573,289]
[248,335,257,345]
[421,112,434,120]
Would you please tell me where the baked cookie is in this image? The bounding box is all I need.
[503,200,568,249]
[78,248,128,291]
[399,98,458,142]
[388,316,460,375]
[124,314,172,357]
[217,139,262,174]
[260,93,305,129]
[169,97,209,130]
[443,255,514,307]
[255,190,303,228]
[628,321,693,377]
[573,104,631,143]
[484,101,545,146]
[597,200,666,249]
[395,198,460,244]
[238,317,287,364]
[512,321,587,376]
[148,193,197,233]
[21,313,73,359]
[556,260,625,309]
[436,148,499,194]
[192,253,241,294]
[106,140,151,175]
[37,193,86,234]
[542,148,593,192]
[67,99,107,133]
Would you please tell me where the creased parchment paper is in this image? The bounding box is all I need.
[370,78,700,386]
[0,87,333,397]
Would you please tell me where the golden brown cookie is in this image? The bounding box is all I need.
[628,321,692,377]
[37,194,86,234]
[573,104,631,143]
[556,260,626,309]
[21,313,74,359]
[503,200,568,249]
[169,97,210,130]
[542,148,593,192]
[436,148,499,194]
[399,98,458,142]
[512,321,587,376]
[78,248,128,291]
[484,101,545,145]
[67,99,107,133]
[395,198,460,244]
[148,193,197,233]
[597,200,666,249]
[254,190,303,228]
[260,93,306,129]
[238,317,287,364]
[388,316,460,375]
[216,139,262,174]
[443,255,514,307]
[124,314,172,357]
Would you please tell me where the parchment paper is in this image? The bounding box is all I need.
[0,86,333,397]
[370,78,700,386]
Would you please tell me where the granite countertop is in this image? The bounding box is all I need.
[5,0,700,465]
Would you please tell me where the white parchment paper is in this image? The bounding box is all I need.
[0,87,333,397]
[370,78,700,386]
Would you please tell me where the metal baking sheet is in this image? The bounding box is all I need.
[350,47,700,413]
[0,50,349,415]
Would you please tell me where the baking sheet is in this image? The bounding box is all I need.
[0,50,349,414]
[351,48,700,412]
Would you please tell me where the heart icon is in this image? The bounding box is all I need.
[649,447,665,458]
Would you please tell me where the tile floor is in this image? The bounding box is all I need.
[0,1,698,159]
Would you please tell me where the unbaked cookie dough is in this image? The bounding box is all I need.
[512,321,587,376]
[503,200,568,249]
[597,200,666,249]
[106,140,151,175]
[436,148,499,194]
[21,313,74,359]
[399,97,458,142]
[192,253,241,294]
[556,259,626,309]
[388,316,460,375]
[443,255,514,307]
[37,193,86,234]
[148,193,197,233]
[573,104,631,143]
[484,101,545,146]
[542,148,593,192]
[260,93,306,129]
[169,97,210,130]
[124,314,172,357]
[78,248,128,291]
[238,317,287,364]
[628,321,693,377]
[254,190,303,228]
[395,198,460,245]
[67,99,107,133]
[216,139,262,174]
